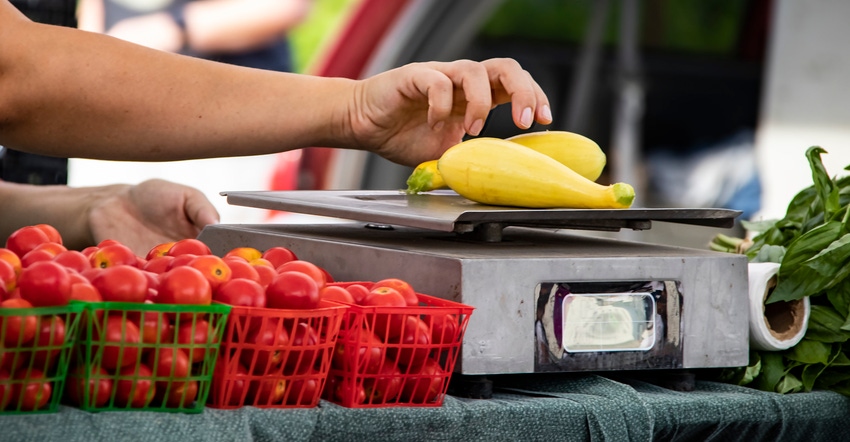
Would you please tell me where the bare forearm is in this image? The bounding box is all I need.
[0,180,113,250]
[0,7,353,161]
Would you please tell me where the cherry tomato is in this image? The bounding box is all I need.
[211,360,249,406]
[187,255,232,291]
[176,318,215,364]
[17,260,72,307]
[400,358,445,404]
[33,224,62,245]
[247,379,286,406]
[145,242,175,260]
[320,285,355,304]
[365,359,403,404]
[428,313,459,345]
[275,260,326,289]
[157,266,212,307]
[373,278,419,306]
[261,246,297,268]
[5,226,50,258]
[0,259,16,293]
[283,376,320,406]
[223,247,262,262]
[146,348,191,398]
[284,322,319,375]
[66,365,114,408]
[0,298,38,347]
[114,364,155,408]
[138,310,174,345]
[387,316,432,371]
[239,319,290,375]
[214,278,266,308]
[91,265,148,303]
[90,243,138,269]
[265,271,320,310]
[223,257,261,283]
[12,368,52,411]
[165,379,198,408]
[166,239,211,257]
[52,250,92,273]
[28,315,66,371]
[332,330,386,374]
[345,284,371,304]
[96,315,141,370]
[142,256,175,274]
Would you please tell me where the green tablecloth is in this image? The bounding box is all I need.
[3,374,849,442]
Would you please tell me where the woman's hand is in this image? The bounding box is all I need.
[87,179,220,256]
[350,58,553,166]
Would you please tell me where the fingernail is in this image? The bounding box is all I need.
[520,107,533,128]
[542,105,552,123]
[469,119,484,136]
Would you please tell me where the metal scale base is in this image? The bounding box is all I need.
[198,190,749,376]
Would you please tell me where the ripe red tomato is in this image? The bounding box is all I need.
[187,255,232,291]
[146,348,190,393]
[211,360,249,406]
[365,359,403,404]
[362,287,407,340]
[239,319,290,374]
[252,263,277,289]
[20,248,55,267]
[157,266,212,307]
[320,285,355,304]
[362,286,406,308]
[66,365,114,408]
[32,241,66,257]
[373,278,419,306]
[96,315,141,370]
[52,250,92,273]
[138,310,174,345]
[70,281,103,303]
[12,368,52,411]
[265,271,320,310]
[166,253,198,270]
[284,376,320,406]
[400,358,445,403]
[5,226,50,258]
[176,318,215,363]
[33,224,62,244]
[0,298,38,346]
[91,265,149,303]
[223,257,261,283]
[275,260,326,289]
[114,364,155,408]
[387,316,432,371]
[332,330,386,374]
[166,379,198,408]
[214,278,266,308]
[90,243,138,269]
[145,242,175,260]
[223,247,262,262]
[345,284,371,304]
[166,238,211,257]
[17,260,72,307]
[428,313,459,345]
[28,315,66,371]
[0,248,22,278]
[247,379,286,406]
[0,259,16,293]
[284,322,319,375]
[142,256,175,274]
[332,376,367,406]
[261,246,298,268]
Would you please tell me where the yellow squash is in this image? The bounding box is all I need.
[507,130,606,181]
[405,160,445,194]
[437,137,634,209]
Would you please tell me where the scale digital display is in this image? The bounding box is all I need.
[561,293,655,352]
[534,280,683,371]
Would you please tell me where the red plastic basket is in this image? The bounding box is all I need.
[207,300,347,409]
[324,282,473,408]
[0,302,85,414]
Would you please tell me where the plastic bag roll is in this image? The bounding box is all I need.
[748,262,810,351]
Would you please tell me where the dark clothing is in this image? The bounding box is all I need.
[103,0,294,72]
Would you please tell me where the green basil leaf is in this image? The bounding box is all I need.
[786,339,831,364]
[805,305,850,343]
[827,278,850,318]
[769,233,850,303]
[779,221,841,272]
[776,372,804,394]
[801,362,828,392]
[806,146,840,219]
[754,351,788,392]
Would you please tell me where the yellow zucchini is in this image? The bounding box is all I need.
[405,160,445,194]
[437,137,634,209]
[507,130,606,181]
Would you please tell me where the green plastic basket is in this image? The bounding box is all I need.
[66,301,230,413]
[0,302,85,415]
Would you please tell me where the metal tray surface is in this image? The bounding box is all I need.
[221,190,741,235]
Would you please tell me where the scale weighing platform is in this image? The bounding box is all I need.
[198,190,749,377]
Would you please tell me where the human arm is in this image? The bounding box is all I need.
[81,0,312,54]
[0,179,219,255]
[0,2,552,167]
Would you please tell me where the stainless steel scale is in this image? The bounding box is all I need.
[198,190,749,375]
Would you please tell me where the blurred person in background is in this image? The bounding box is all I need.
[77,0,311,73]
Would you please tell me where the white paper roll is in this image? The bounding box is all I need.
[748,262,811,351]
